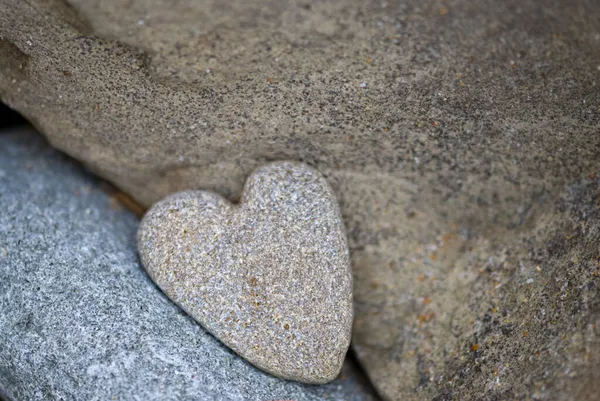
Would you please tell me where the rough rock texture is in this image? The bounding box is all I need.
[138,162,353,384]
[0,129,375,401]
[1,1,599,400]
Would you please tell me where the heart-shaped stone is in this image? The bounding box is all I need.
[137,162,353,384]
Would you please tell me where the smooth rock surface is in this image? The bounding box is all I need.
[138,162,353,384]
[1,1,600,399]
[0,129,375,401]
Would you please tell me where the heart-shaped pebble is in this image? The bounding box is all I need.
[137,162,353,384]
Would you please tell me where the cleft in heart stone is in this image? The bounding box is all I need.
[137,162,353,384]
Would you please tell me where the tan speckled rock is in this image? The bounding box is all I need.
[137,161,353,384]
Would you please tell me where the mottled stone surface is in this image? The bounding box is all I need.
[363,174,600,401]
[1,0,600,399]
[0,129,374,401]
[138,162,353,384]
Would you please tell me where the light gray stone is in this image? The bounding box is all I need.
[137,162,353,384]
[0,129,375,401]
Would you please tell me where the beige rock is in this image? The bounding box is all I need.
[137,162,353,384]
[1,0,599,399]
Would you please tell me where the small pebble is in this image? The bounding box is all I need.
[137,162,353,384]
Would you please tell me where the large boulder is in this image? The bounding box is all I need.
[1,1,599,399]
[0,129,375,401]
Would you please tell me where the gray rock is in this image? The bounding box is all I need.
[138,162,353,384]
[0,129,375,401]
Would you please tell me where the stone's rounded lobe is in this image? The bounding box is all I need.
[137,161,353,384]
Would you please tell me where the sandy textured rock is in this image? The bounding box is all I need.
[0,129,374,401]
[138,162,353,384]
[1,1,600,399]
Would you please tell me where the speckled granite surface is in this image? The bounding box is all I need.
[138,163,353,384]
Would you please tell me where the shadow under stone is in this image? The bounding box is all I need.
[0,102,28,129]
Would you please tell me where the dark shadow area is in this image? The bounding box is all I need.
[0,102,28,129]
[348,346,383,400]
